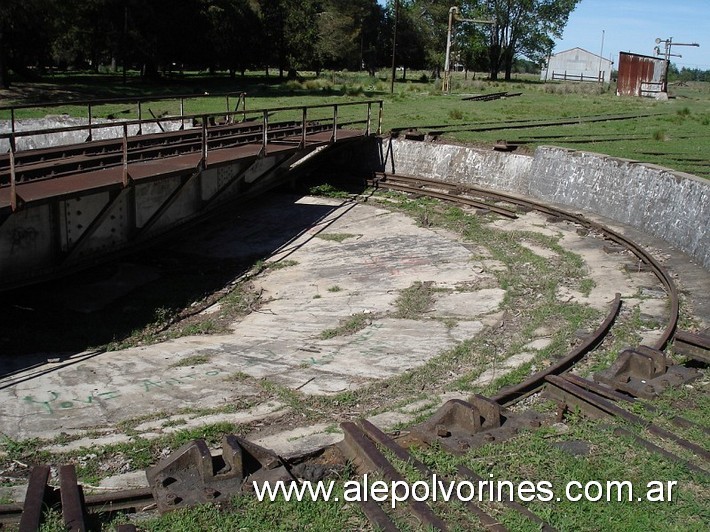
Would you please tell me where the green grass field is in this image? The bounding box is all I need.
[2,70,709,178]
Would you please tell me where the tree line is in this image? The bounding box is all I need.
[0,0,582,89]
[668,65,710,83]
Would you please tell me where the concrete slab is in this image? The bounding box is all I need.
[250,424,343,458]
[473,352,538,386]
[0,196,499,443]
[433,289,506,318]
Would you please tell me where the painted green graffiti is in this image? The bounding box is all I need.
[23,390,121,414]
[23,368,223,414]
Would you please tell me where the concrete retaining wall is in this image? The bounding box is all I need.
[384,139,709,270]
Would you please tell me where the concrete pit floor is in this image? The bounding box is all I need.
[1,190,708,497]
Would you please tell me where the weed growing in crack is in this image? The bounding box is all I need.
[319,312,372,339]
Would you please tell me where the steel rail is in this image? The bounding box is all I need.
[546,375,710,464]
[340,421,448,531]
[374,172,679,353]
[369,173,519,219]
[359,419,545,532]
[492,293,622,406]
[673,329,710,364]
[561,373,710,436]
[0,483,155,529]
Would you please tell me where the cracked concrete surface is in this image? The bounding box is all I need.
[1,191,708,496]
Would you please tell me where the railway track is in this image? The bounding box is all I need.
[1,171,707,530]
[369,171,679,353]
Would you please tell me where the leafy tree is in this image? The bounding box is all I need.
[0,0,395,85]
[0,0,59,88]
[131,0,208,77]
[204,0,262,76]
[408,0,451,78]
[315,0,386,73]
[394,3,428,79]
[485,0,580,80]
[258,0,318,78]
[51,0,124,71]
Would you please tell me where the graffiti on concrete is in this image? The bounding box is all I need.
[22,368,223,414]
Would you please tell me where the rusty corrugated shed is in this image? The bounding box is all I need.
[616,52,668,97]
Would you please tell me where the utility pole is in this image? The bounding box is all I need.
[598,30,605,83]
[442,7,494,94]
[390,0,399,94]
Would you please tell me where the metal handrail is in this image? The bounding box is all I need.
[1,100,383,146]
[1,100,384,211]
[0,91,247,112]
[1,92,248,144]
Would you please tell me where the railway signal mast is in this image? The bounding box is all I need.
[654,37,700,86]
[654,37,700,61]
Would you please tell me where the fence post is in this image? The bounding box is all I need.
[137,101,143,135]
[122,123,129,187]
[378,101,383,135]
[180,98,185,130]
[332,105,338,143]
[301,107,307,148]
[262,110,268,156]
[366,103,372,136]
[201,115,208,168]
[87,103,93,142]
[9,140,17,211]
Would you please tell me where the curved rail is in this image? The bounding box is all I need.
[492,293,621,406]
[0,170,694,529]
[374,172,679,353]
[369,173,518,219]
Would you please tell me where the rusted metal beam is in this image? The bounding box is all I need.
[339,421,448,531]
[59,465,86,532]
[359,419,508,532]
[546,375,710,462]
[18,465,51,532]
[673,329,710,364]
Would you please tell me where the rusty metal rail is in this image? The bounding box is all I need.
[0,463,149,531]
[370,172,680,355]
[545,374,709,475]
[369,172,519,219]
[337,411,558,530]
[493,293,622,406]
[673,329,710,364]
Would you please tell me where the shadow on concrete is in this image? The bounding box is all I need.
[0,180,368,373]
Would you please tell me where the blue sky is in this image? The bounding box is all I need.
[554,1,708,70]
[377,1,708,70]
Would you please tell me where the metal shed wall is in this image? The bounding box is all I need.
[616,52,668,97]
[541,48,612,83]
